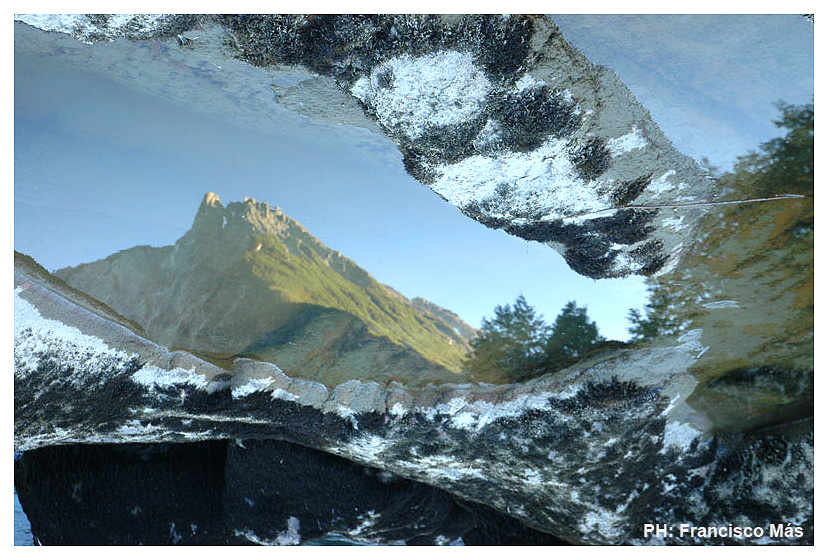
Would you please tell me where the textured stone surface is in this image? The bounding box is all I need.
[13,256,813,545]
[13,13,813,546]
[14,14,716,279]
[15,439,569,545]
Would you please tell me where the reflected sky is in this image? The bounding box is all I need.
[13,15,813,342]
[554,14,814,170]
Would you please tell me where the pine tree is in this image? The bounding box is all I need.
[543,301,604,368]
[465,295,549,382]
[721,101,813,198]
[627,281,684,342]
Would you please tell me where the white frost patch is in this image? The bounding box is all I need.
[417,391,556,432]
[132,366,208,391]
[660,421,702,454]
[343,434,391,464]
[554,382,582,400]
[15,14,170,42]
[425,396,481,427]
[579,509,624,539]
[677,328,704,352]
[702,300,740,309]
[15,287,122,351]
[449,411,477,429]
[433,397,467,416]
[524,468,543,485]
[514,72,546,91]
[430,137,608,220]
[231,377,275,398]
[475,392,554,429]
[271,387,300,402]
[661,394,682,417]
[333,404,359,427]
[654,242,684,277]
[117,420,157,436]
[388,402,408,417]
[434,535,466,546]
[606,126,648,157]
[235,517,301,546]
[647,170,689,195]
[14,289,136,385]
[609,250,636,275]
[351,51,491,139]
[661,214,687,232]
[560,208,619,226]
[349,511,381,537]
[614,488,640,515]
[14,286,221,396]
[398,455,486,482]
[278,517,301,545]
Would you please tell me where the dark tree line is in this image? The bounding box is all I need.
[465,296,605,382]
[720,101,813,198]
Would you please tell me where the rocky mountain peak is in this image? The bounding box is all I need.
[203,191,223,208]
[189,192,375,288]
[56,192,476,385]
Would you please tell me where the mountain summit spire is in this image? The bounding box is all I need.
[56,193,475,387]
[203,191,223,208]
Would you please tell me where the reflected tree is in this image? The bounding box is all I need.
[627,101,813,345]
[626,280,685,342]
[543,301,604,368]
[720,101,814,198]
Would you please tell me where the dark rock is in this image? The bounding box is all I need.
[15,438,572,545]
[15,442,234,545]
[571,136,612,181]
[13,259,814,544]
[15,13,716,279]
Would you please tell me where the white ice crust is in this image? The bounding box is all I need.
[606,126,648,157]
[351,51,491,140]
[15,287,208,390]
[15,14,170,42]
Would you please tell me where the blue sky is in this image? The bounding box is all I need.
[13,15,813,341]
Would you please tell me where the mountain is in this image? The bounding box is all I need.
[410,297,479,342]
[55,192,475,387]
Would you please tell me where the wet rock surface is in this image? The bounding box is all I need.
[13,14,813,546]
[220,14,714,279]
[13,256,813,544]
[15,14,715,279]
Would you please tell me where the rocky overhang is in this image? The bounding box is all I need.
[14,14,716,279]
[14,255,813,545]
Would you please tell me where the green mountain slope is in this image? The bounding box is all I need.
[56,193,475,386]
